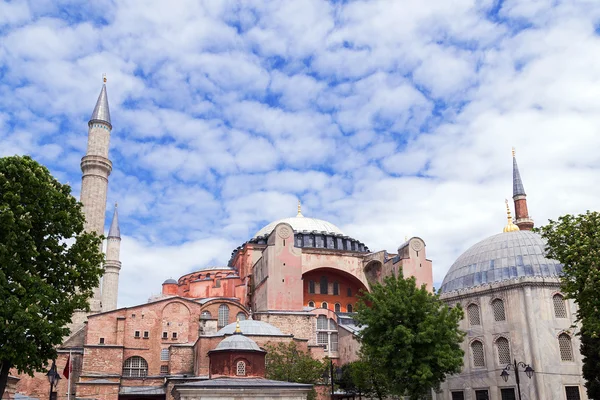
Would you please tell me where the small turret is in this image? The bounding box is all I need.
[102,203,121,312]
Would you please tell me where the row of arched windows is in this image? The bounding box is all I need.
[123,356,249,377]
[466,294,568,327]
[307,301,353,313]
[469,333,574,368]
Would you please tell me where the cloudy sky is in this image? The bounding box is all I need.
[2,0,600,307]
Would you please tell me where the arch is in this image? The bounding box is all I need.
[558,333,574,361]
[321,301,328,309]
[334,303,341,313]
[347,304,353,313]
[308,301,315,308]
[495,336,511,365]
[218,304,230,328]
[467,303,481,326]
[123,356,148,377]
[553,293,568,318]
[491,298,506,322]
[364,260,383,285]
[236,312,246,321]
[236,360,246,376]
[200,310,212,319]
[470,340,485,367]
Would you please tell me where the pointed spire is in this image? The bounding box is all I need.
[108,202,120,238]
[512,148,526,197]
[297,199,304,217]
[503,199,520,233]
[89,75,111,128]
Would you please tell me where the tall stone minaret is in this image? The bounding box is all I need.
[80,77,113,313]
[512,148,534,231]
[102,204,121,311]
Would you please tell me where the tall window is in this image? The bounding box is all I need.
[334,303,341,313]
[347,288,352,297]
[559,333,574,361]
[492,299,506,322]
[160,365,168,375]
[565,386,581,400]
[237,312,246,321]
[236,361,246,376]
[160,348,169,361]
[496,337,511,365]
[123,356,148,377]
[322,302,328,309]
[218,304,229,328]
[467,304,481,326]
[554,294,568,318]
[500,388,516,400]
[333,281,339,295]
[320,276,328,294]
[471,340,485,367]
[316,316,338,353]
[309,280,315,294]
[347,304,353,313]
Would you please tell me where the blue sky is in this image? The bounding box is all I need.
[2,0,600,307]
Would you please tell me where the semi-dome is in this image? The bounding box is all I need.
[214,334,263,352]
[254,215,344,238]
[440,230,562,294]
[217,320,285,336]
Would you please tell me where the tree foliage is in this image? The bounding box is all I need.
[355,272,464,400]
[0,156,104,398]
[339,355,390,400]
[538,211,600,399]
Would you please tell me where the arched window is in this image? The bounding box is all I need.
[334,303,341,313]
[322,302,328,309]
[492,299,506,322]
[308,301,315,308]
[496,337,511,365]
[316,316,338,352]
[559,333,574,361]
[467,304,481,326]
[218,304,229,328]
[471,340,485,367]
[236,360,246,376]
[237,312,246,321]
[554,294,568,318]
[201,310,211,319]
[123,356,148,377]
[347,304,353,313]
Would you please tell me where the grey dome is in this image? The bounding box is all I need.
[254,216,344,238]
[163,279,177,284]
[217,320,284,336]
[214,334,263,352]
[440,230,562,294]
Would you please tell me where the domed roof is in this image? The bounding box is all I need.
[254,215,344,238]
[214,334,263,352]
[163,278,177,284]
[217,320,285,336]
[440,230,562,294]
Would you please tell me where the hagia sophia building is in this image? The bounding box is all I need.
[9,82,587,400]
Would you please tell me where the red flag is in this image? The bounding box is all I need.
[63,355,71,379]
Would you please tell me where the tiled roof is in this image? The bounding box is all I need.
[217,320,285,336]
[214,334,264,352]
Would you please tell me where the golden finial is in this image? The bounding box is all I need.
[512,147,516,158]
[235,317,241,333]
[503,199,520,232]
[103,73,107,83]
[297,200,304,217]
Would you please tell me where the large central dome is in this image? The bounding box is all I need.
[253,215,344,238]
[440,230,562,294]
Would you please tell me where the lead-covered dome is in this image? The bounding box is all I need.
[217,320,285,336]
[440,231,562,294]
[214,334,263,352]
[253,215,344,238]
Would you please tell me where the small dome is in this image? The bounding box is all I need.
[217,320,285,336]
[163,279,177,285]
[440,230,562,294]
[254,215,344,238]
[214,334,263,352]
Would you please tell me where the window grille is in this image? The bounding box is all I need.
[172,332,177,339]
[99,338,105,344]
[317,332,328,348]
[160,365,168,375]
[475,390,489,400]
[143,331,149,338]
[559,333,574,361]
[236,361,246,376]
[160,348,169,361]
[322,302,328,309]
[201,311,211,319]
[565,386,581,400]
[467,304,481,326]
[309,281,315,294]
[492,299,506,322]
[496,337,511,365]
[320,276,328,294]
[237,312,246,321]
[330,333,338,352]
[471,340,485,367]
[554,294,568,318]
[308,301,315,308]
[218,304,229,328]
[123,356,148,377]
[329,318,337,330]
[134,331,140,338]
[162,332,168,339]
[500,388,516,400]
[333,282,339,295]
[317,316,328,330]
[347,304,353,313]
[451,391,465,400]
[334,303,341,313]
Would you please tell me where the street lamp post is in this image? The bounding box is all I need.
[46,360,61,400]
[500,360,534,400]
[328,359,343,400]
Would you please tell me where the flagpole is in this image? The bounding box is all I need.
[67,351,71,400]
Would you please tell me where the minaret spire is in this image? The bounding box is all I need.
[511,148,534,230]
[102,203,122,312]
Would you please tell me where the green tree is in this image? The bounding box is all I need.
[264,341,327,400]
[340,355,390,400]
[0,156,104,398]
[355,272,464,400]
[538,211,600,399]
